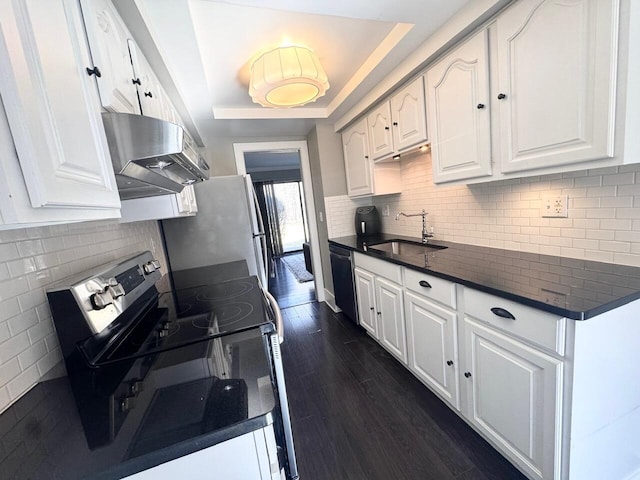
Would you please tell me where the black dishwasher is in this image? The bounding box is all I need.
[329,244,357,324]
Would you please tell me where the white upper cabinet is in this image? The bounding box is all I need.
[367,102,394,161]
[368,77,428,161]
[343,118,374,197]
[80,0,141,115]
[390,76,428,153]
[0,0,120,227]
[495,0,618,173]
[128,40,163,120]
[427,29,492,183]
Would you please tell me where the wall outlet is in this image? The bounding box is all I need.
[382,204,390,217]
[542,195,568,218]
[541,289,567,307]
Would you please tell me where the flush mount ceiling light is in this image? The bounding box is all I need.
[249,45,329,108]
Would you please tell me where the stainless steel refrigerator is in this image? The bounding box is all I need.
[161,175,267,286]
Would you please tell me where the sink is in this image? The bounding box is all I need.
[367,239,447,257]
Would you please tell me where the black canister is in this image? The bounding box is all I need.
[354,206,381,237]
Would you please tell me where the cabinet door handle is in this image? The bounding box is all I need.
[477,103,485,109]
[446,360,453,366]
[370,307,375,311]
[497,93,507,100]
[384,126,390,130]
[86,66,102,78]
[365,155,369,159]
[393,122,398,126]
[418,280,432,288]
[491,307,516,320]
[464,372,472,378]
[144,91,153,98]
[132,78,141,85]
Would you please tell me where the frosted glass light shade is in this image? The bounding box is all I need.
[249,45,329,108]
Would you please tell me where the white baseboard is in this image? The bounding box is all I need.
[324,289,342,313]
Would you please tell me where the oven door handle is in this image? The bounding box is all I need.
[263,290,284,344]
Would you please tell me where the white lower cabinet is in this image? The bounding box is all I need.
[375,277,406,363]
[405,291,459,409]
[353,255,407,364]
[124,426,281,480]
[461,316,563,480]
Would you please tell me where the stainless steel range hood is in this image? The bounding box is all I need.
[101,113,209,200]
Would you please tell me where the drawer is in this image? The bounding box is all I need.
[354,252,402,284]
[404,268,456,309]
[463,288,566,356]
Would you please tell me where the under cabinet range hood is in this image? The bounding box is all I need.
[101,113,209,200]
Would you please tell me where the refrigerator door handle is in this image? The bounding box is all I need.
[251,183,269,281]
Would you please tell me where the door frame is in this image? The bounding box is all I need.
[233,141,325,302]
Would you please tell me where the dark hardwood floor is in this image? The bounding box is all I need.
[268,254,315,309]
[280,301,527,480]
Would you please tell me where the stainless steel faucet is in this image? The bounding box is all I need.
[395,209,433,244]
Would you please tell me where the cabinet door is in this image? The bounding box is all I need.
[462,317,563,480]
[405,292,459,409]
[496,0,618,173]
[375,277,407,364]
[391,76,428,152]
[426,29,491,183]
[128,40,163,119]
[354,268,377,337]
[0,0,120,210]
[81,0,141,115]
[367,102,394,160]
[342,119,373,197]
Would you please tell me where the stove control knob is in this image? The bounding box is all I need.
[107,282,125,299]
[90,290,113,310]
[143,261,159,274]
[119,395,136,412]
[158,323,171,338]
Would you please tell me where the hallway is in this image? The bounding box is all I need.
[268,255,315,309]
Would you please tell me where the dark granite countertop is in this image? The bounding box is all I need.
[330,234,640,320]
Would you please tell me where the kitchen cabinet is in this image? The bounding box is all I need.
[80,0,141,115]
[354,254,407,364]
[342,118,401,198]
[128,40,184,126]
[426,0,621,184]
[119,185,198,223]
[0,0,121,230]
[460,287,565,479]
[375,277,406,363]
[354,267,378,336]
[461,317,563,480]
[405,291,459,409]
[426,29,491,183]
[495,0,618,174]
[368,76,428,161]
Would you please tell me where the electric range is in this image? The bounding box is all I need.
[46,251,298,479]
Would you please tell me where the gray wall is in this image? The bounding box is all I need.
[306,127,332,293]
[201,135,307,176]
[314,124,347,197]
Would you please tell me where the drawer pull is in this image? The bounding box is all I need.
[491,307,516,320]
[418,280,432,289]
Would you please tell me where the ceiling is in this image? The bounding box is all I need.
[124,0,472,145]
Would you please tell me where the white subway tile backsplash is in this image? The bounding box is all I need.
[325,153,640,268]
[0,218,165,413]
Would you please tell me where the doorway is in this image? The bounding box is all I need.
[234,141,324,308]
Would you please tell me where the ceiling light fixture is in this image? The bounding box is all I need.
[249,45,329,108]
